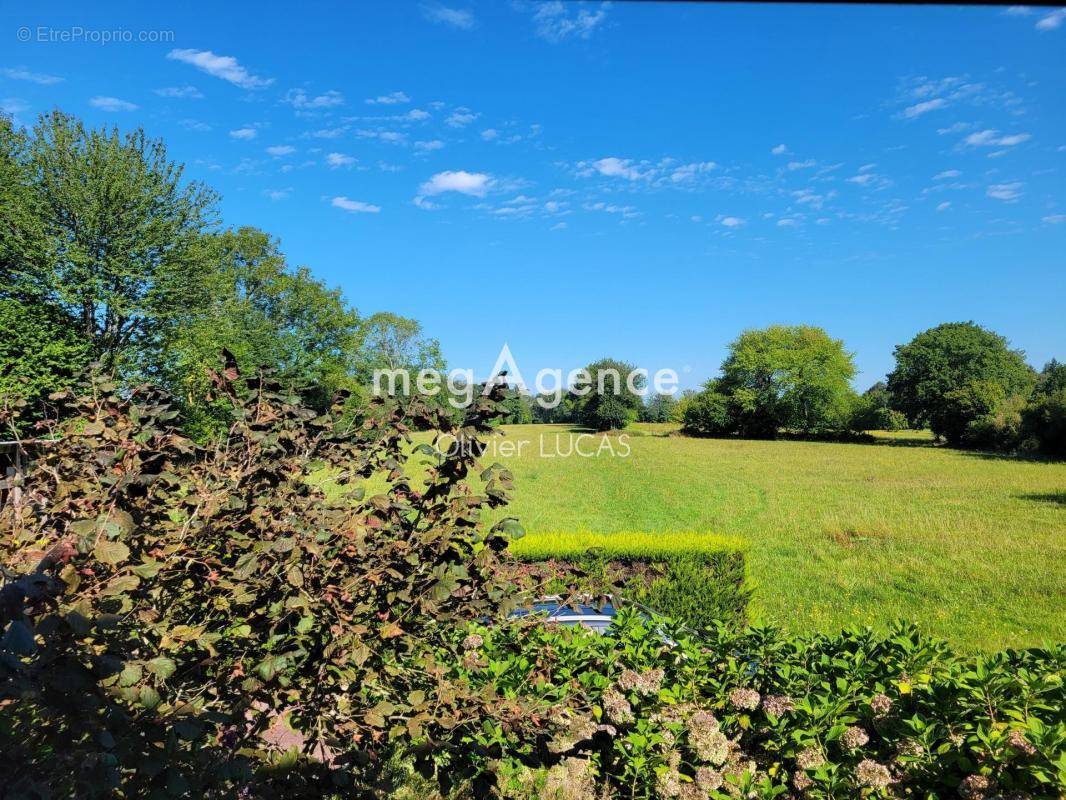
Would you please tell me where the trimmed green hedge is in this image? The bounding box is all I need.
[509,531,749,630]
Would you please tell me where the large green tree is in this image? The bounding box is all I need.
[887,322,1035,444]
[718,325,857,436]
[155,227,365,423]
[577,358,645,431]
[23,110,218,371]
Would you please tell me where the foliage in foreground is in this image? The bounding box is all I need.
[1,366,1064,799]
[0,361,526,797]
[445,612,1065,799]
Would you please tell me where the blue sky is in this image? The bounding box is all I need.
[2,1,1065,390]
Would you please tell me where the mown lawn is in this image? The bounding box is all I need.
[463,424,1066,651]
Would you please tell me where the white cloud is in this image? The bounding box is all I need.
[987,182,1023,201]
[414,139,444,152]
[589,157,645,180]
[1042,214,1066,224]
[901,98,947,118]
[583,201,639,218]
[284,88,344,110]
[776,218,799,227]
[846,173,877,186]
[266,145,296,157]
[332,196,381,213]
[230,127,258,140]
[263,188,291,201]
[90,96,138,112]
[1,98,29,115]
[166,49,272,90]
[2,67,63,85]
[936,201,951,211]
[357,129,408,144]
[366,91,410,105]
[421,4,475,29]
[446,109,477,128]
[1003,6,1033,16]
[670,161,717,182]
[405,108,430,121]
[933,169,962,179]
[964,129,1030,147]
[179,118,211,132]
[326,152,355,168]
[155,85,203,99]
[787,159,816,170]
[550,222,567,231]
[417,170,493,200]
[771,143,788,155]
[720,216,745,228]
[1036,8,1066,30]
[532,1,609,42]
[304,127,346,139]
[481,128,498,141]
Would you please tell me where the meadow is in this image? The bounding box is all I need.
[461,424,1066,651]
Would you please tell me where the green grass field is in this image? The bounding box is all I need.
[467,424,1066,650]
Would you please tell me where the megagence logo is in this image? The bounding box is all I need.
[372,344,680,409]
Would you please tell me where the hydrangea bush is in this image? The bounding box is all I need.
[443,612,1064,799]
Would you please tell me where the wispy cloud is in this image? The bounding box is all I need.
[155,85,203,99]
[1,98,29,116]
[531,1,610,42]
[332,196,381,213]
[90,96,138,112]
[366,91,410,105]
[284,88,344,110]
[771,143,789,155]
[326,152,356,168]
[266,145,296,157]
[719,216,745,228]
[987,181,1023,201]
[933,169,962,179]
[263,188,292,201]
[1036,8,1066,30]
[445,108,478,128]
[166,49,273,90]
[963,129,1030,147]
[900,98,947,119]
[2,66,63,85]
[230,127,258,140]
[421,4,475,29]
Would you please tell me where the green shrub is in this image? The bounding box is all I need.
[964,393,1027,451]
[446,612,1066,799]
[681,389,737,437]
[510,531,749,630]
[1022,388,1066,458]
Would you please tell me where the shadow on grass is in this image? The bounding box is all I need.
[1017,491,1066,506]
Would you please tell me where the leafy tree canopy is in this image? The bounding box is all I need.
[887,322,1035,443]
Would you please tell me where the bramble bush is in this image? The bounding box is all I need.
[0,357,533,797]
[2,360,1064,799]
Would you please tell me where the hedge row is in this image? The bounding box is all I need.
[509,531,750,630]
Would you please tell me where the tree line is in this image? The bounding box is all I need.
[500,323,1064,458]
[0,110,442,439]
[677,322,1064,457]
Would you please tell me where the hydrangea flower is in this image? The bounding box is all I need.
[855,759,892,790]
[842,725,870,749]
[728,687,760,710]
[762,694,795,716]
[870,693,893,716]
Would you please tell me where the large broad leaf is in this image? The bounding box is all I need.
[94,540,130,566]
